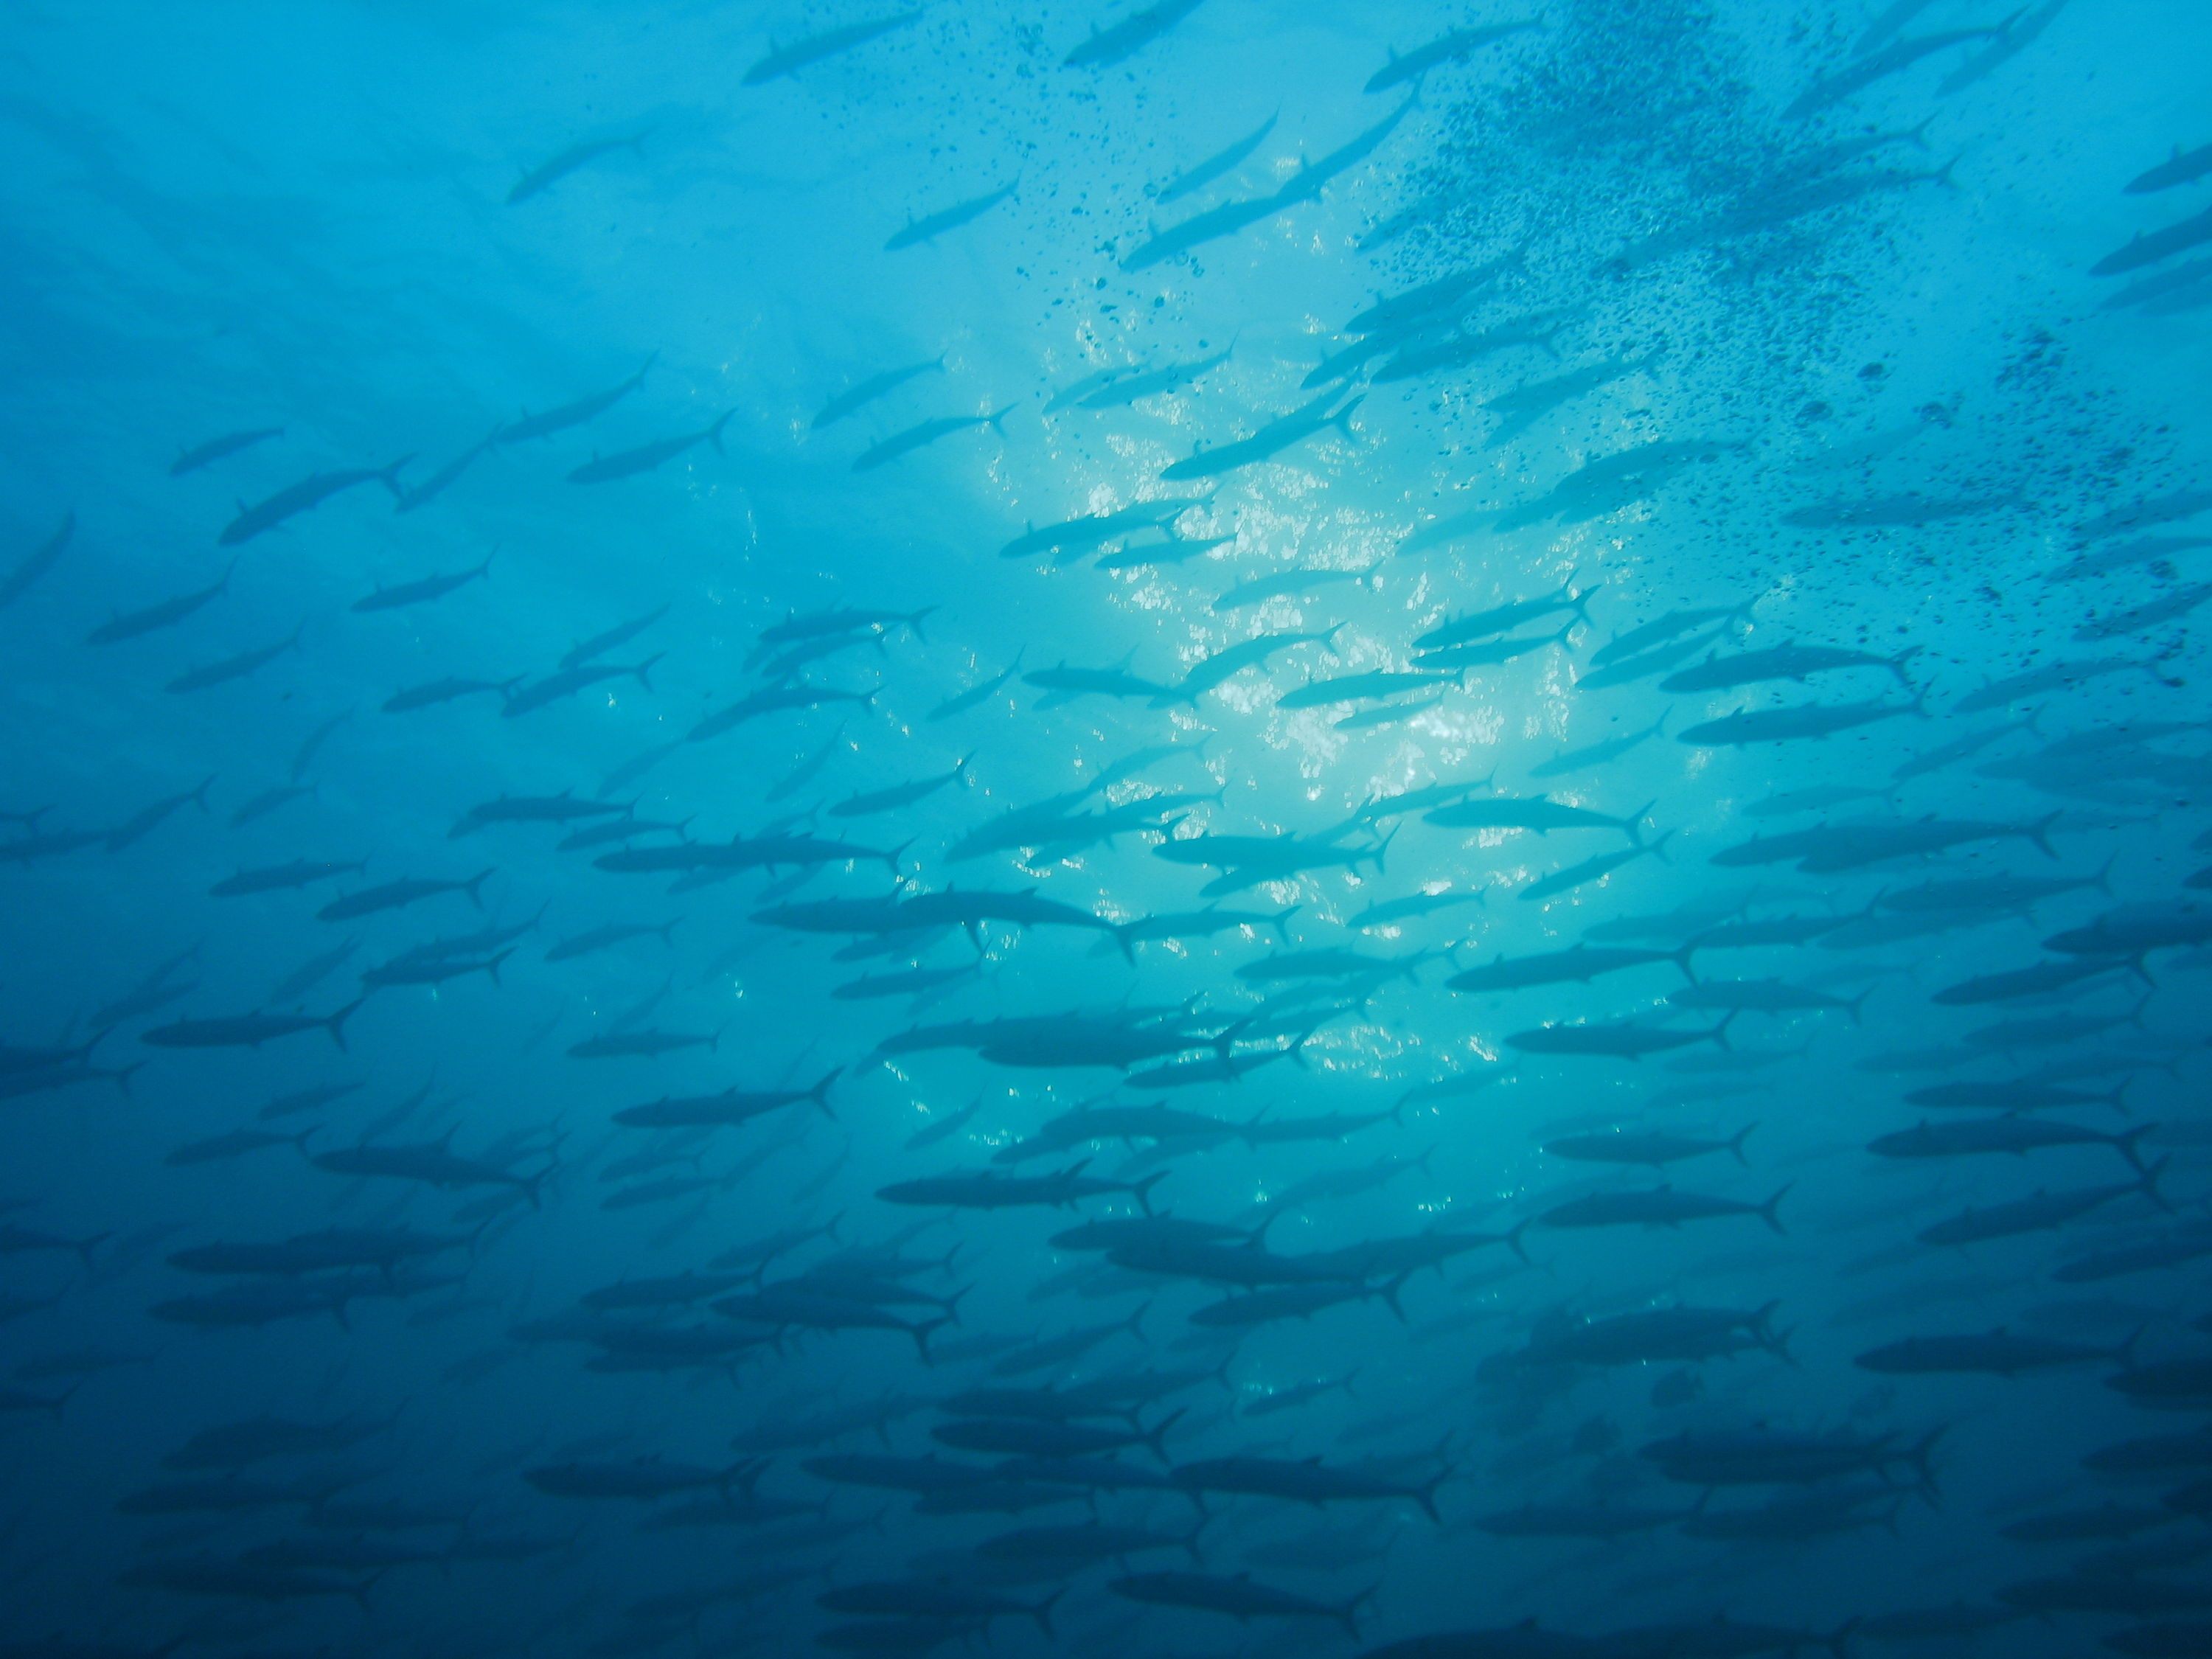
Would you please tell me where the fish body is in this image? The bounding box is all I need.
[567,411,729,483]
[318,871,491,921]
[1276,667,1455,709]
[1063,0,1206,67]
[885,186,1018,251]
[742,9,922,83]
[166,625,305,692]
[1918,1162,2167,1246]
[854,408,1012,470]
[504,655,661,717]
[352,553,494,612]
[1366,20,1542,93]
[1159,393,1362,481]
[1537,1185,1790,1233]
[142,1000,365,1051]
[171,427,282,475]
[219,459,409,545]
[813,358,945,428]
[87,561,235,643]
[383,675,520,713]
[1157,113,1278,204]
[1783,27,2006,119]
[493,358,654,445]
[1078,346,1234,409]
[1679,694,1926,745]
[507,132,647,204]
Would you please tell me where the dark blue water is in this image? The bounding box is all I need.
[4,2,2211,1655]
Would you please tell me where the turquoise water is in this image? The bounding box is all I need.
[3,1,2211,1654]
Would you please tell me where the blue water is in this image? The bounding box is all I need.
[4,1,2211,1654]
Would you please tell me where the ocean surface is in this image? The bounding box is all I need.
[3,1,2211,1655]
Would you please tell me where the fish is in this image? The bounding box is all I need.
[1917,1161,2168,1246]
[0,512,74,610]
[566,411,730,483]
[493,358,655,447]
[1545,1125,1756,1167]
[170,426,282,476]
[1159,393,1363,481]
[1077,345,1234,409]
[1156,112,1278,205]
[506,131,648,204]
[1868,1118,2150,1170]
[86,559,237,643]
[1677,692,1927,745]
[2127,140,2212,195]
[218,459,410,545]
[813,358,945,429]
[884,185,1018,251]
[1661,642,1921,692]
[164,622,306,693]
[1365,20,1543,94]
[1062,0,1206,67]
[1782,26,2008,119]
[1528,712,1670,777]
[142,1000,367,1052]
[1505,1018,1735,1060]
[1107,1570,1372,1636]
[318,870,492,922]
[1425,792,1650,841]
[742,9,922,83]
[854,407,1014,470]
[383,675,522,714]
[2091,203,2212,277]
[1275,666,1456,709]
[1537,1184,1790,1234]
[503,655,662,717]
[351,551,495,612]
[1211,563,1370,611]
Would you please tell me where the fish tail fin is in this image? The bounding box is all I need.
[706,411,733,454]
[1332,394,1367,437]
[1728,1122,1756,1165]
[1028,1590,1062,1640]
[327,996,369,1051]
[986,403,1018,433]
[2142,1154,2173,1212]
[1130,1172,1168,1216]
[1907,1426,1947,1507]
[465,869,494,909]
[883,838,915,878]
[1270,905,1301,943]
[1501,1220,1531,1265]
[2113,1123,2154,1172]
[1340,1582,1381,1638]
[1626,801,1658,846]
[632,652,665,692]
[2027,810,2062,859]
[810,1067,844,1119]
[112,1061,147,1099]
[1710,1012,1735,1051]
[1759,1183,1792,1235]
[1844,987,1871,1026]
[1380,1270,1412,1321]
[1888,643,1925,685]
[1141,1406,1186,1463]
